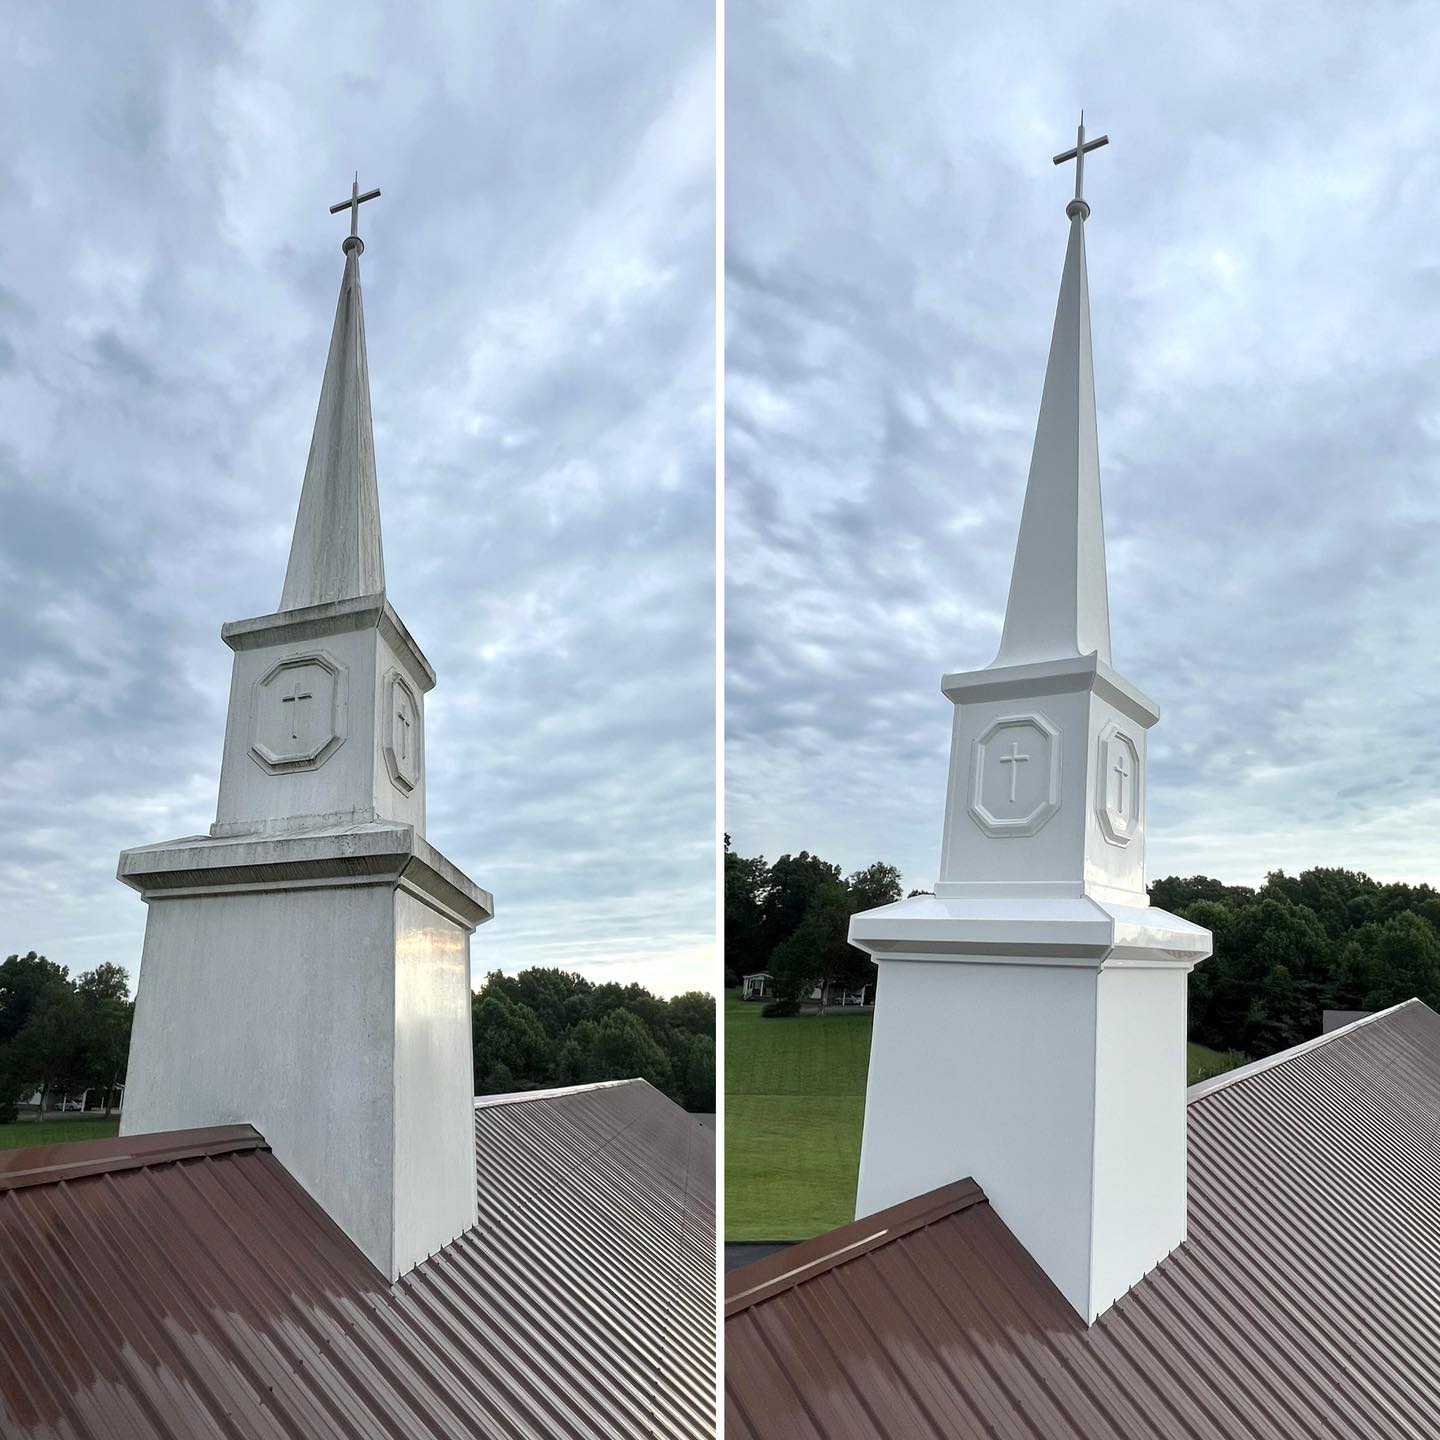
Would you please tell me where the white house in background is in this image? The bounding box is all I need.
[741,972,870,1008]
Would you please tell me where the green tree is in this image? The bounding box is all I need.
[846,861,903,913]
[724,836,770,984]
[762,852,842,960]
[679,1033,715,1112]
[76,965,133,1116]
[1261,868,1380,940]
[494,969,593,1039]
[666,990,715,1037]
[8,981,88,1119]
[0,952,70,1044]
[588,1010,674,1092]
[1150,875,1255,914]
[1186,896,1332,1052]
[1359,912,1440,1011]
[472,996,552,1094]
[472,969,715,1111]
[770,879,864,1011]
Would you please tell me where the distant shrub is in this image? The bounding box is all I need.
[0,1099,17,1125]
[761,998,800,1018]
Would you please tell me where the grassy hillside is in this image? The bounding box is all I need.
[725,988,1243,1241]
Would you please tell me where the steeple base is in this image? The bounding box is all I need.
[119,824,493,1281]
[850,893,1209,1323]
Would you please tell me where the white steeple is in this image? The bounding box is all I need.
[849,121,1211,1324]
[118,184,492,1281]
[994,169,1110,668]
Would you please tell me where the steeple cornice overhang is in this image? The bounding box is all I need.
[942,653,1158,729]
[118,823,494,932]
[220,591,436,691]
[848,891,1211,970]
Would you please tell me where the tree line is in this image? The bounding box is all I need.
[2,953,716,1123]
[724,837,904,1007]
[1157,868,1440,1057]
[0,952,134,1122]
[472,969,715,1111]
[723,849,1440,1059]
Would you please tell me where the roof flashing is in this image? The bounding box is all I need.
[725,1177,985,1316]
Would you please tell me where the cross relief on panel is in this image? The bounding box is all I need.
[1096,721,1140,846]
[249,652,347,774]
[968,712,1062,838]
[383,669,422,794]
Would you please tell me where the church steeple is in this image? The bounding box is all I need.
[280,179,385,611]
[118,182,491,1282]
[847,120,1212,1326]
[994,117,1111,668]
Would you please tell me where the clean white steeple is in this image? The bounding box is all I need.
[849,120,1211,1324]
[994,134,1111,668]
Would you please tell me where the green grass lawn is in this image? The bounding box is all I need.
[0,1117,122,1150]
[725,990,872,1241]
[725,988,1243,1241]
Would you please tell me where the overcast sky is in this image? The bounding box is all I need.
[726,1,1440,895]
[0,5,714,998]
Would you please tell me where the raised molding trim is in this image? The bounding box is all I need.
[383,668,422,795]
[968,710,1062,838]
[248,649,348,774]
[1096,720,1140,847]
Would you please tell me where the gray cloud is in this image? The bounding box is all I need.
[726,1,1440,893]
[0,4,715,996]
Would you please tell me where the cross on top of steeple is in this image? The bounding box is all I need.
[1052,113,1108,220]
[329,173,381,254]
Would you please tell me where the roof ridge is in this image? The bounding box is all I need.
[472,1077,645,1109]
[1186,998,1427,1104]
[0,1124,266,1193]
[725,1177,986,1316]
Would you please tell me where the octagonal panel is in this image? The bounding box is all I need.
[1096,720,1140,846]
[383,669,422,794]
[969,711,1061,838]
[250,651,347,774]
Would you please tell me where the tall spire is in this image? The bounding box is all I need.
[992,117,1111,669]
[280,178,385,612]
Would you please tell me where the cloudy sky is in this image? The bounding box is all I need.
[0,5,715,997]
[727,1,1440,894]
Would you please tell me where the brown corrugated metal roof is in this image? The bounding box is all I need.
[0,1078,715,1440]
[725,998,1440,1440]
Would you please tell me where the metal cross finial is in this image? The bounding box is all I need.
[329,173,381,254]
[1052,112,1108,220]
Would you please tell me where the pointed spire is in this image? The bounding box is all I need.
[280,212,385,612]
[992,129,1111,669]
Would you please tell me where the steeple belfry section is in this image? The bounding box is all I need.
[847,121,1211,1327]
[280,236,385,610]
[994,204,1110,667]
